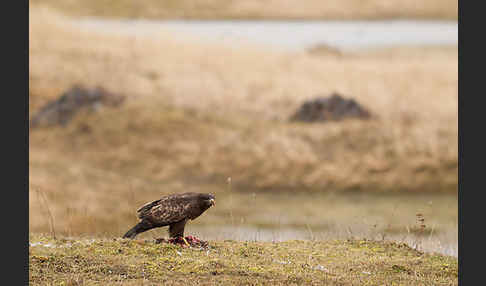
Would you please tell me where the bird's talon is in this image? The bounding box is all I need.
[182,237,190,247]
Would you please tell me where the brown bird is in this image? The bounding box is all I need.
[123,192,215,240]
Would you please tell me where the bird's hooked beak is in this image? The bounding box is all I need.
[209,198,215,206]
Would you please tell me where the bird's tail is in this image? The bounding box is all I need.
[123,221,152,239]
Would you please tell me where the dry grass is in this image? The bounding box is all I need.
[29,0,458,20]
[29,7,458,256]
[29,7,458,192]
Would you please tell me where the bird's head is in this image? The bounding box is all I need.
[200,193,215,208]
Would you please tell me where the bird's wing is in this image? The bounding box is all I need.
[136,199,162,218]
[136,196,191,225]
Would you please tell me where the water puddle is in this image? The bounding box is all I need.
[187,225,457,257]
[73,18,457,51]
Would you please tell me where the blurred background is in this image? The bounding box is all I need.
[29,1,458,256]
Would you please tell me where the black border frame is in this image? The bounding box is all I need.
[7,0,29,284]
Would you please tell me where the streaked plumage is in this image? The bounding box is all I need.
[123,192,215,239]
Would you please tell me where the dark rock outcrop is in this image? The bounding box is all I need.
[290,93,371,122]
[30,85,125,129]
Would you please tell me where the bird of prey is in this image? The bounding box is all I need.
[123,192,215,241]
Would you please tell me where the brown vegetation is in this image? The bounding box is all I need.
[29,0,458,20]
[29,8,458,192]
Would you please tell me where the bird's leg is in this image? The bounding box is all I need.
[169,220,188,246]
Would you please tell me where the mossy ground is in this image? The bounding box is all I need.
[29,235,457,285]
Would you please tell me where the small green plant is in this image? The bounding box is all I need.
[412,213,427,251]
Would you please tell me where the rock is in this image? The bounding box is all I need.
[307,44,343,57]
[290,92,371,122]
[30,85,125,129]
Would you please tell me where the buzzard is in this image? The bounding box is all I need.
[123,192,215,240]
